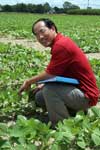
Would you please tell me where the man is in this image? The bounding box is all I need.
[19,18,99,127]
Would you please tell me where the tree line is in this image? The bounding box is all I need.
[0,1,100,15]
[0,1,80,13]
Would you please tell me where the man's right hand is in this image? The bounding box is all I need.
[18,79,31,95]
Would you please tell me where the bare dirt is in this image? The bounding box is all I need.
[0,36,100,59]
[0,36,47,51]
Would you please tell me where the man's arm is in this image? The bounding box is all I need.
[19,71,54,95]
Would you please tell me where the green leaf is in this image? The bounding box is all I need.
[91,134,100,146]
[82,116,90,130]
[1,141,11,149]
[91,106,100,117]
[51,143,60,150]
[0,123,8,136]
[91,128,100,146]
[26,144,37,150]
[64,130,75,143]
[0,139,7,148]
[15,144,37,150]
[15,145,24,150]
[74,111,84,122]
[9,125,24,137]
[77,137,86,149]
[77,140,86,149]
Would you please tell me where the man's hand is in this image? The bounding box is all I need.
[37,83,44,89]
[19,79,31,95]
[33,84,44,94]
[18,71,54,96]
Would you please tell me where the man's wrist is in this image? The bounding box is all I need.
[26,79,32,86]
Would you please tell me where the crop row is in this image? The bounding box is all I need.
[0,13,100,53]
[0,40,100,149]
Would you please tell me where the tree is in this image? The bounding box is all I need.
[63,1,80,10]
[13,3,28,12]
[54,7,64,14]
[35,4,44,13]
[43,2,51,13]
[0,4,2,11]
[2,5,12,12]
[27,4,36,13]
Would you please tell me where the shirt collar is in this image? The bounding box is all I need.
[51,33,62,54]
[52,33,62,46]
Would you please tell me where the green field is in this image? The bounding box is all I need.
[0,13,100,149]
[0,13,100,52]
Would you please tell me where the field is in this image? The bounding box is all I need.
[0,13,100,149]
[0,13,100,52]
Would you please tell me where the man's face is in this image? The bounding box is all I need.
[33,21,57,47]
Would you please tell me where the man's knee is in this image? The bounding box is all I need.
[35,90,45,108]
[35,90,41,103]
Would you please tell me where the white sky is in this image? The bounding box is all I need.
[0,0,100,8]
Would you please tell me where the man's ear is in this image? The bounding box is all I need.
[51,26,56,31]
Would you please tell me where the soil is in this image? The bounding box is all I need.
[0,36,48,51]
[0,36,100,59]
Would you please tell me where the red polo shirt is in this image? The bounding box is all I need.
[46,33,99,106]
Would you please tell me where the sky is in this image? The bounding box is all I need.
[0,0,100,9]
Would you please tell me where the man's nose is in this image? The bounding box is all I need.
[39,34,44,39]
